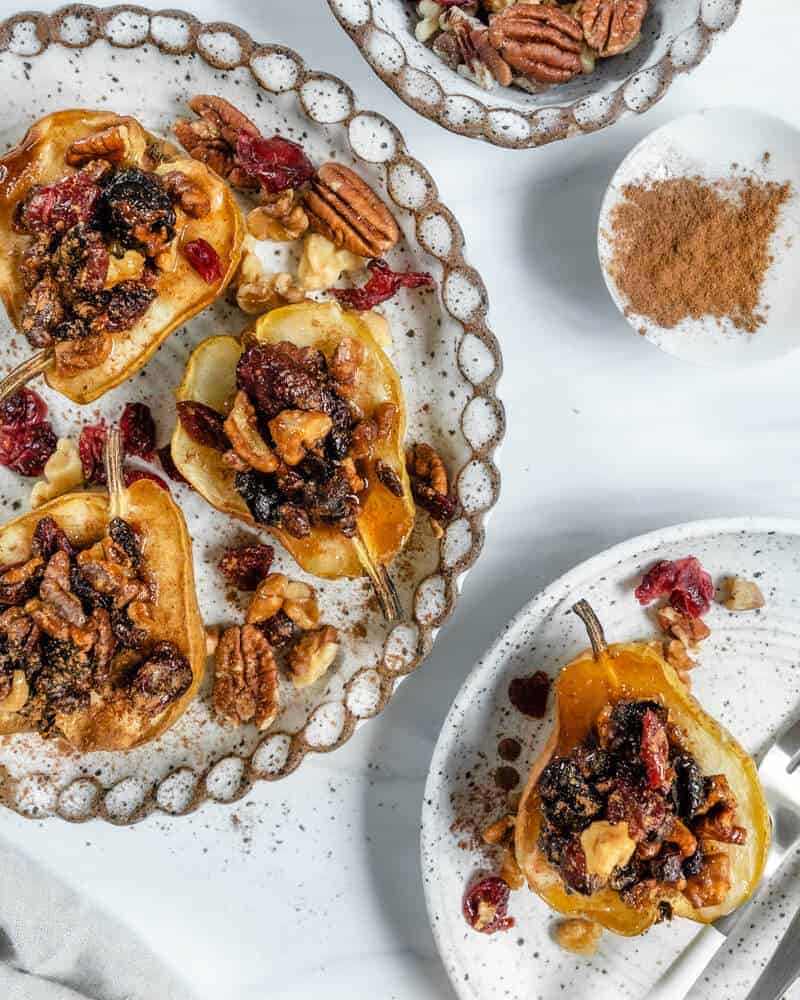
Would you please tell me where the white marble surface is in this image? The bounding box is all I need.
[1,2,799,998]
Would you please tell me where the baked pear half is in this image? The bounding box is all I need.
[0,109,243,404]
[514,600,770,935]
[0,430,205,750]
[172,300,415,618]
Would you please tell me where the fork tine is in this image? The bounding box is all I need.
[776,716,800,764]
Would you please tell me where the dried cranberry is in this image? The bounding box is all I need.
[218,543,275,590]
[124,467,169,490]
[635,556,713,619]
[235,132,314,195]
[18,164,105,234]
[462,876,514,934]
[330,258,434,310]
[640,708,670,790]
[31,516,75,559]
[157,444,188,484]
[508,671,551,718]
[78,421,107,484]
[183,238,222,283]
[120,402,156,460]
[0,423,57,477]
[176,401,230,451]
[0,388,48,429]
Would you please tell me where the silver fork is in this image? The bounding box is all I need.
[648,715,800,1000]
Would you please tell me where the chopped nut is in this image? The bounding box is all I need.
[54,333,112,374]
[154,240,179,273]
[297,232,364,292]
[205,625,221,657]
[65,124,130,165]
[554,918,603,956]
[482,813,515,845]
[340,457,366,494]
[374,402,398,440]
[305,162,400,258]
[724,576,765,612]
[0,669,29,713]
[665,638,695,674]
[415,0,444,43]
[349,420,377,460]
[580,820,636,878]
[161,170,211,218]
[268,409,332,466]
[656,605,711,648]
[407,442,450,537]
[234,239,305,315]
[213,624,279,730]
[329,336,364,396]
[289,625,339,688]
[104,250,145,289]
[31,438,83,509]
[683,851,731,909]
[247,200,309,242]
[224,391,279,473]
[247,573,320,631]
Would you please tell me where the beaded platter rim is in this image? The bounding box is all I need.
[0,4,505,824]
[327,0,743,150]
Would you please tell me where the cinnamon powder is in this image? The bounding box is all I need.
[608,175,791,334]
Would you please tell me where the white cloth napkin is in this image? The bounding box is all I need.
[0,834,194,1000]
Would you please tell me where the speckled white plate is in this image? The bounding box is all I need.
[422,517,800,1000]
[0,6,503,823]
[598,108,800,369]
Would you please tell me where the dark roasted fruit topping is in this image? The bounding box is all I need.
[462,876,514,934]
[176,401,230,451]
[236,342,328,418]
[120,402,156,460]
[640,707,670,790]
[31,516,75,560]
[98,168,175,253]
[330,258,434,310]
[131,641,192,714]
[235,469,280,526]
[109,517,142,565]
[538,757,604,831]
[218,543,275,590]
[673,753,706,820]
[101,280,157,333]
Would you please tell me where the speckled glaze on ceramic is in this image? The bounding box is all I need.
[0,5,504,824]
[422,518,800,999]
[328,0,741,149]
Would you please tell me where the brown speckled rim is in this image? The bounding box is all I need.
[327,0,742,149]
[0,4,505,824]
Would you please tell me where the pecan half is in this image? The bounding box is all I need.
[487,4,584,85]
[213,624,280,730]
[581,0,648,57]
[161,170,211,218]
[304,163,400,258]
[174,95,260,190]
[65,124,130,166]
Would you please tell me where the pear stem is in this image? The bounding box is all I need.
[572,599,608,659]
[0,349,54,403]
[354,530,402,622]
[104,426,125,518]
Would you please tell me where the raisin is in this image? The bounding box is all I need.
[330,258,434,310]
[235,132,314,195]
[235,469,280,526]
[218,543,275,590]
[176,401,230,451]
[109,517,142,565]
[98,168,175,252]
[606,699,665,756]
[120,402,156,460]
[508,671,551,718]
[559,836,597,895]
[52,225,109,293]
[78,421,107,484]
[31,516,75,559]
[682,844,704,878]
[0,669,11,701]
[102,280,156,333]
[20,277,64,347]
[183,238,222,283]
[649,847,684,884]
[673,753,706,820]
[375,460,403,497]
[538,758,603,831]
[157,444,188,484]
[278,502,311,538]
[462,876,514,934]
[324,392,353,460]
[255,610,300,648]
[110,607,148,650]
[130,641,192,714]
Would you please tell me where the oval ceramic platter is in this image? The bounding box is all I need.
[422,518,800,999]
[0,6,503,823]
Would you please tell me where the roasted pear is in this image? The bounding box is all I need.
[172,300,415,619]
[0,429,205,750]
[515,600,770,935]
[0,109,243,405]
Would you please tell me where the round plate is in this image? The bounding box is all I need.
[328,0,741,149]
[0,5,504,823]
[598,108,800,369]
[422,517,800,1000]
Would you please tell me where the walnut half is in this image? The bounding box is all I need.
[289,626,340,689]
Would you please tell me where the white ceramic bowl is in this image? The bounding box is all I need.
[328,0,741,148]
[598,107,800,369]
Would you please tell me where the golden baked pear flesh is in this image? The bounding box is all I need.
[514,600,770,936]
[172,300,415,618]
[0,430,205,751]
[0,109,243,405]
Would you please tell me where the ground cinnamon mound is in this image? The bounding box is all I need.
[609,175,791,334]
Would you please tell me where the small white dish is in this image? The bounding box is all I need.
[598,108,800,369]
[422,516,800,999]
